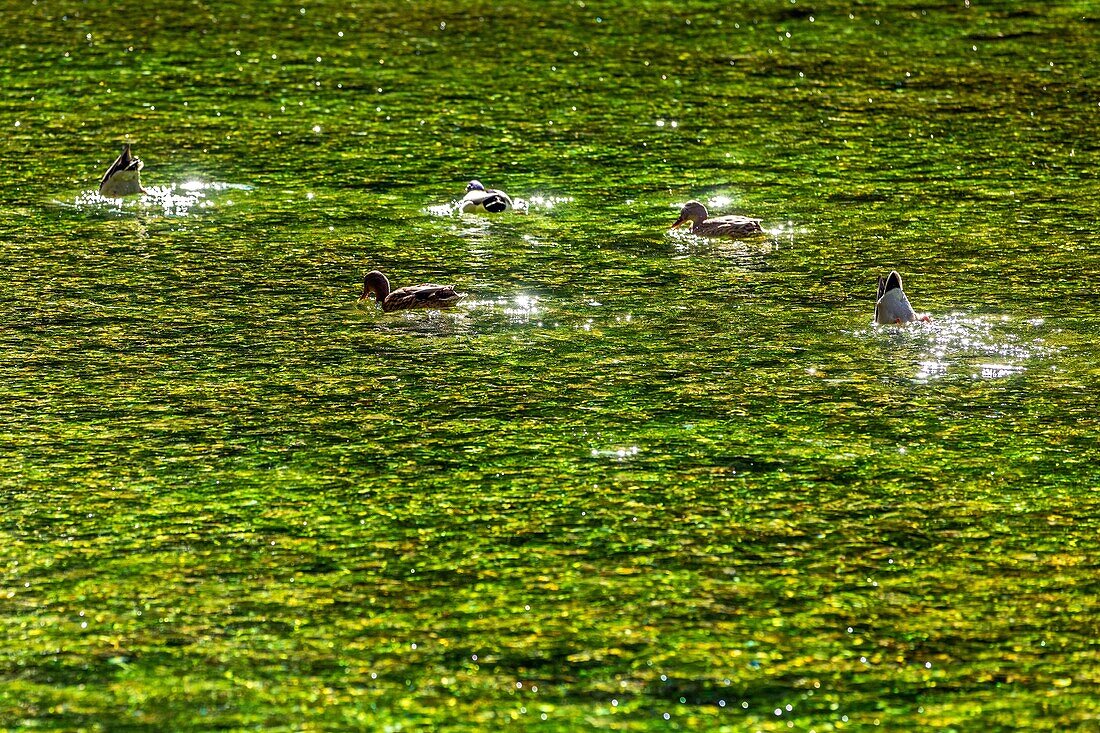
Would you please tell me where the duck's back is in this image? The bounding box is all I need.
[697,215,763,238]
[383,284,461,312]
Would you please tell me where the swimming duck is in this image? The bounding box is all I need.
[460,180,513,213]
[671,200,763,238]
[98,143,146,197]
[359,270,462,312]
[874,271,929,325]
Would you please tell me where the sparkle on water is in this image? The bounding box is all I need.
[66,181,252,217]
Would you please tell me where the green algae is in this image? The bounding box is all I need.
[1,1,1098,730]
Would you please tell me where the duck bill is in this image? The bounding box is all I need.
[671,216,687,229]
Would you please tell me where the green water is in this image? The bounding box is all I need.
[3,1,1099,729]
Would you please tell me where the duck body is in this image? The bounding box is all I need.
[671,200,763,238]
[360,270,461,312]
[99,143,146,197]
[874,271,927,325]
[459,180,513,214]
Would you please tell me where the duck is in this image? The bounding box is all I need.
[359,270,462,312]
[98,143,146,197]
[671,200,763,238]
[459,180,513,213]
[874,270,929,325]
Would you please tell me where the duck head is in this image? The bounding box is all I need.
[360,270,392,302]
[671,200,709,229]
[466,180,486,193]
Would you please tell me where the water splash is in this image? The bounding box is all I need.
[429,199,529,216]
[65,180,251,217]
[426,194,569,217]
[426,202,458,217]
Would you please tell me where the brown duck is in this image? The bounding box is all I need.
[671,200,763,238]
[359,270,461,312]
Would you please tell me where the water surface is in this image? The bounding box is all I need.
[2,1,1098,730]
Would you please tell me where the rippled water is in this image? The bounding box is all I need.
[2,0,1099,730]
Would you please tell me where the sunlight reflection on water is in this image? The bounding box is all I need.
[668,228,777,265]
[590,445,640,461]
[868,313,1053,381]
[978,363,1027,379]
[67,180,251,217]
[765,221,802,244]
[426,202,458,217]
[427,194,571,218]
[706,194,734,210]
[348,301,472,337]
[667,226,777,244]
[524,194,572,212]
[349,294,639,337]
[465,294,544,325]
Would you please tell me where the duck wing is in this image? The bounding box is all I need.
[697,215,763,238]
[383,284,462,311]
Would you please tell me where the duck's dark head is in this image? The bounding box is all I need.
[361,270,391,301]
[466,180,486,193]
[671,200,708,229]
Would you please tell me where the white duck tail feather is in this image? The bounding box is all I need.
[875,287,918,325]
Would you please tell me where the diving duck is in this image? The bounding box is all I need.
[98,143,146,197]
[671,200,763,238]
[874,271,929,325]
[459,180,513,214]
[359,270,462,312]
